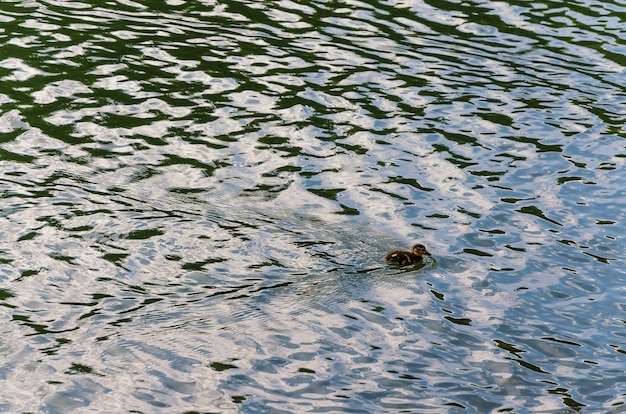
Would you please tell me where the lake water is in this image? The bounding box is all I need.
[0,0,625,412]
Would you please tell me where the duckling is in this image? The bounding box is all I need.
[385,243,431,266]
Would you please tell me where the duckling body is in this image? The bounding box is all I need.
[385,244,431,266]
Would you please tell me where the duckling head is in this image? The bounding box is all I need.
[412,244,431,257]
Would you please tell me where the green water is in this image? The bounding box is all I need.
[0,0,625,412]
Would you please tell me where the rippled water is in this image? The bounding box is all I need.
[1,0,625,412]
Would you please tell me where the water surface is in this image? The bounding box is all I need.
[1,0,625,412]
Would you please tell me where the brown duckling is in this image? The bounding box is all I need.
[385,243,431,266]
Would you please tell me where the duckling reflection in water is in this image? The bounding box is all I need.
[385,243,431,266]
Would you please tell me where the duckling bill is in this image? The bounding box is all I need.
[385,243,431,266]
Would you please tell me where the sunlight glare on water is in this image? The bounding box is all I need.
[0,0,625,412]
